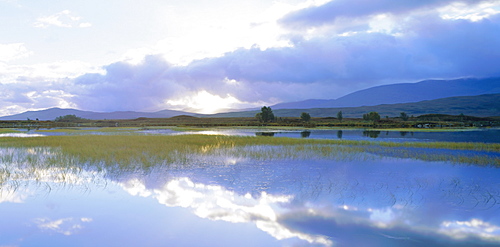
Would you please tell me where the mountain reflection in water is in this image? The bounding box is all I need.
[0,147,499,246]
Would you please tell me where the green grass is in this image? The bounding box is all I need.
[34,127,141,133]
[0,128,20,134]
[0,134,498,167]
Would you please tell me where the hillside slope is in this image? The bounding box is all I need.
[272,77,500,109]
[208,93,500,118]
[0,108,194,121]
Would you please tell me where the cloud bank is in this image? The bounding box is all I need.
[1,0,500,115]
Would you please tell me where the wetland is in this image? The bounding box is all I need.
[0,127,499,246]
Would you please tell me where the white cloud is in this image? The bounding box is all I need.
[0,60,104,84]
[0,43,32,62]
[166,90,245,114]
[34,217,92,236]
[439,2,500,21]
[440,219,500,241]
[34,10,91,28]
[121,177,333,246]
[131,1,319,66]
[2,0,500,116]
[0,187,30,203]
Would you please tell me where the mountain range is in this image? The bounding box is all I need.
[0,108,194,121]
[1,77,499,120]
[271,77,500,109]
[209,93,500,118]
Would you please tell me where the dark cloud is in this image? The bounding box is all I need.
[2,1,500,116]
[280,0,493,28]
[63,12,500,112]
[183,13,500,94]
[72,55,180,112]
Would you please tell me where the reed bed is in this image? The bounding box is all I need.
[0,135,498,167]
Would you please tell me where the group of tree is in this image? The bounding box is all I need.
[257,107,346,123]
[55,114,86,122]
[300,112,311,122]
[256,107,413,123]
[362,112,381,122]
[361,112,411,121]
[255,106,275,123]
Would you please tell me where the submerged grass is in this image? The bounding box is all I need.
[0,134,498,167]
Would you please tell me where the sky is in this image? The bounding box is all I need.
[1,0,500,115]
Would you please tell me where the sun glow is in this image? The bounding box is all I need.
[166,90,242,114]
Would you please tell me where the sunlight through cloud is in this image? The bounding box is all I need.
[0,43,32,62]
[166,90,242,114]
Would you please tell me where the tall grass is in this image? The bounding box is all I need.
[0,135,498,167]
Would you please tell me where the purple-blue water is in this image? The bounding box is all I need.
[1,144,499,246]
[16,127,500,143]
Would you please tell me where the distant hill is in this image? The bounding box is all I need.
[0,108,195,121]
[272,77,500,109]
[207,93,500,118]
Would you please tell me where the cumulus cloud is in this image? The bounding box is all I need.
[72,55,178,112]
[3,1,500,115]
[120,177,333,246]
[62,11,500,112]
[0,78,77,116]
[165,13,500,100]
[279,0,497,28]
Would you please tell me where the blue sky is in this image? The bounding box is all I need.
[1,0,500,115]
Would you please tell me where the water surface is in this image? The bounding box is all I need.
[15,127,500,143]
[126,127,500,143]
[1,144,499,246]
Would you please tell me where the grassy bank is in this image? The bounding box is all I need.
[2,112,499,130]
[0,135,498,167]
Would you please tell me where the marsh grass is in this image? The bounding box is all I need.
[34,127,141,133]
[0,128,20,134]
[0,135,498,167]
[0,146,110,195]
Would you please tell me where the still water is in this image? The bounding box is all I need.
[145,128,500,143]
[1,129,499,246]
[1,141,499,247]
[17,127,500,143]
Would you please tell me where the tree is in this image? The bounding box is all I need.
[55,114,85,122]
[363,112,381,122]
[337,111,343,122]
[256,106,275,123]
[400,112,409,121]
[300,112,311,122]
[255,113,263,122]
[459,113,465,122]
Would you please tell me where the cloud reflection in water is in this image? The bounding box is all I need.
[34,217,93,236]
[121,177,333,246]
[120,174,500,247]
[1,144,500,246]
